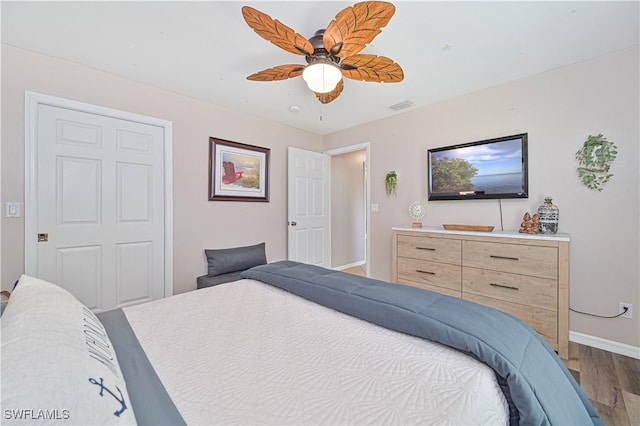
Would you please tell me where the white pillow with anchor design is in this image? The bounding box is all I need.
[1,275,136,425]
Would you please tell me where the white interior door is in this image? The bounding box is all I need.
[28,95,170,312]
[287,147,331,267]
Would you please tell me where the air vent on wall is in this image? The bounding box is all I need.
[389,101,413,111]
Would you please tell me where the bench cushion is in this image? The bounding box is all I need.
[205,243,266,277]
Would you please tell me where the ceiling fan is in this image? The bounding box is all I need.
[242,1,404,104]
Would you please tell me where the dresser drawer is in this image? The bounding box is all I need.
[397,235,461,264]
[462,241,557,279]
[464,293,558,346]
[397,257,461,291]
[397,280,461,298]
[462,267,557,311]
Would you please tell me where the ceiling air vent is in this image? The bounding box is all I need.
[389,101,414,111]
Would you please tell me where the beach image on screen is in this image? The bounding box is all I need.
[431,138,523,194]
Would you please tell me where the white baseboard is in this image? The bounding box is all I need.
[333,260,366,271]
[570,331,640,359]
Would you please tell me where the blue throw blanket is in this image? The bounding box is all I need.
[242,261,601,426]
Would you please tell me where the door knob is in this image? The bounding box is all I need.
[290,221,297,226]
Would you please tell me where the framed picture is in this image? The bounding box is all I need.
[209,137,270,202]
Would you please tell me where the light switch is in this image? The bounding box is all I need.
[370,203,379,212]
[6,202,20,218]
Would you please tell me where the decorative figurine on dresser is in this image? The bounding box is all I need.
[519,212,541,234]
[408,201,426,228]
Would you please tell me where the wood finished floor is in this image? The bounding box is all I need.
[341,268,639,425]
[342,265,366,276]
[566,342,640,426]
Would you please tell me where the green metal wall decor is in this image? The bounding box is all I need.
[575,134,617,192]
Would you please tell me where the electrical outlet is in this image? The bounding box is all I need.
[619,302,633,319]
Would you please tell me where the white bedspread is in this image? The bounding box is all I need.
[123,279,508,425]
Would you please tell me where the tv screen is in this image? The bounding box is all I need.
[428,133,528,201]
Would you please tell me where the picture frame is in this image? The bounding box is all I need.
[209,137,270,202]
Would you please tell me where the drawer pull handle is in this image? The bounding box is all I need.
[490,283,519,291]
[416,247,436,251]
[416,269,436,275]
[490,255,519,261]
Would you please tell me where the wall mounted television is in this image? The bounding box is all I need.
[428,133,528,201]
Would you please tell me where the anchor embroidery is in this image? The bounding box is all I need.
[88,377,127,417]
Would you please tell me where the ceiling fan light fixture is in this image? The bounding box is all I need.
[302,61,342,93]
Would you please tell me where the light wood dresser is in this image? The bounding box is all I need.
[391,226,570,359]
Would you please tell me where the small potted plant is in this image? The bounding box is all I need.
[385,171,398,197]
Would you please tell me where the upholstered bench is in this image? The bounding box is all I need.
[196,271,245,289]
[196,242,266,290]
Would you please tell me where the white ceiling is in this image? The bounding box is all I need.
[2,1,638,135]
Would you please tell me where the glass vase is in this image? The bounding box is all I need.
[538,197,559,234]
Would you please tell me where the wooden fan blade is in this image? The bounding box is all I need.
[340,54,404,82]
[247,64,304,81]
[314,79,344,104]
[323,1,395,57]
[242,6,314,56]
[313,79,344,104]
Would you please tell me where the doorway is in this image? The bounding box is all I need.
[326,143,370,277]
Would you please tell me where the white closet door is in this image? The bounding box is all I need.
[35,104,166,312]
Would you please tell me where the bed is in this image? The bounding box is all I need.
[1,261,601,425]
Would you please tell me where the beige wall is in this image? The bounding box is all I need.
[0,45,323,295]
[331,150,366,268]
[324,47,640,347]
[2,44,638,348]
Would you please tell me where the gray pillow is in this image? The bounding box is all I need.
[205,243,266,277]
